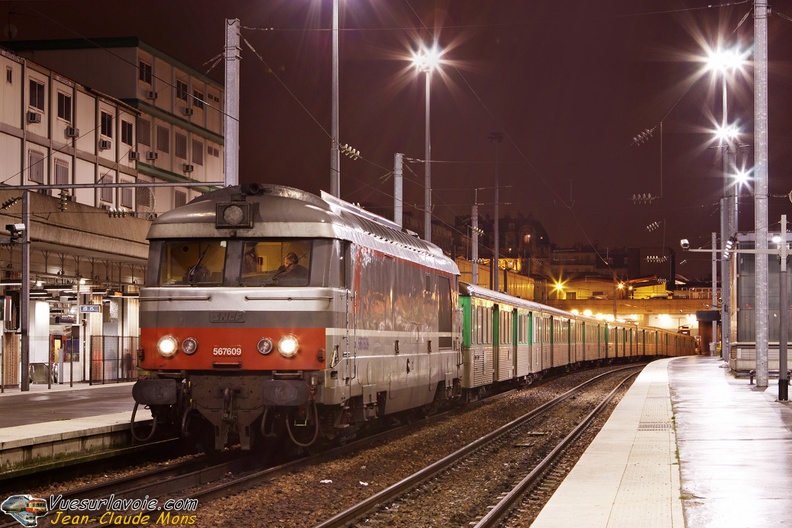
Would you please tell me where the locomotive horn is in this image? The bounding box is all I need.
[240,183,265,196]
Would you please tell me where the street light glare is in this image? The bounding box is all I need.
[713,123,739,142]
[734,169,751,187]
[705,47,746,73]
[412,43,443,72]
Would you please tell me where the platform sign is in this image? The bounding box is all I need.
[80,304,101,313]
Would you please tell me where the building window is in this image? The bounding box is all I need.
[208,144,220,158]
[121,120,133,146]
[120,184,134,209]
[175,132,187,159]
[28,150,45,183]
[192,89,204,109]
[54,159,69,185]
[139,60,152,84]
[29,79,45,111]
[192,138,204,166]
[176,80,188,101]
[174,190,187,208]
[99,174,113,203]
[7,67,13,84]
[156,125,169,153]
[57,92,72,122]
[100,111,113,138]
[138,119,151,147]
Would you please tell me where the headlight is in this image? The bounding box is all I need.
[278,335,299,358]
[157,335,179,358]
[181,337,198,355]
[257,337,273,355]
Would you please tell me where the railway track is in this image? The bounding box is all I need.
[4,365,640,527]
[3,390,505,528]
[313,366,639,528]
[0,450,238,528]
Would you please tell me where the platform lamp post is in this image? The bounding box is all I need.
[774,217,789,401]
[412,42,442,243]
[715,123,739,362]
[0,192,32,391]
[706,45,744,363]
[20,192,30,391]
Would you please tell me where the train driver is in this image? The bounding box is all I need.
[276,252,308,280]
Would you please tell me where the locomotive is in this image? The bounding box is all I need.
[132,183,695,451]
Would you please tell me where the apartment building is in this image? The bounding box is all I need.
[0,39,224,387]
[4,37,225,210]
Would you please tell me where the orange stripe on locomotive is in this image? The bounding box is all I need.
[139,327,327,371]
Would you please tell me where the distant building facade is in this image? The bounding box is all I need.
[0,39,224,387]
[4,37,224,210]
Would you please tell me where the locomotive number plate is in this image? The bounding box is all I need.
[212,347,242,356]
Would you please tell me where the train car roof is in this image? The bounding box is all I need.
[460,282,613,324]
[147,183,459,276]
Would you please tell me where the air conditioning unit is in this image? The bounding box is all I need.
[27,111,42,124]
[183,164,194,172]
[128,151,139,161]
[65,126,79,138]
[98,139,111,150]
[146,152,158,161]
[183,107,194,116]
[146,90,158,100]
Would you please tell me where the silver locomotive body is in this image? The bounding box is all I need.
[133,184,461,450]
[133,183,696,451]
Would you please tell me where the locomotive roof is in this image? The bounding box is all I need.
[148,183,459,276]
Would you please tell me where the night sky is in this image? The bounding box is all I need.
[3,0,792,278]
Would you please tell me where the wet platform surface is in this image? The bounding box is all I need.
[533,356,792,528]
[671,356,792,527]
[0,383,136,429]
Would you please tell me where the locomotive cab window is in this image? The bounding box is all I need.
[157,240,226,286]
[240,240,311,286]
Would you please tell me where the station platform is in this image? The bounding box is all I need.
[0,382,137,424]
[0,382,150,474]
[532,356,792,528]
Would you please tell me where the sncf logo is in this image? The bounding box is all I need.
[209,311,245,323]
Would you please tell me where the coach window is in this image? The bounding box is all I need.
[438,276,452,348]
[482,307,492,345]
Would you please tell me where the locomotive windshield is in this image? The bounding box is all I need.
[158,240,227,286]
[239,240,311,286]
[152,239,312,287]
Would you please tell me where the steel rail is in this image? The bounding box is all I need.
[313,366,640,528]
[472,370,638,527]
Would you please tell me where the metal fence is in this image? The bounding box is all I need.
[89,335,139,384]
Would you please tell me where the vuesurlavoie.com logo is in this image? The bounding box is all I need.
[2,493,199,526]
[1,495,48,527]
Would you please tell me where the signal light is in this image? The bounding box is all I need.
[216,202,254,228]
